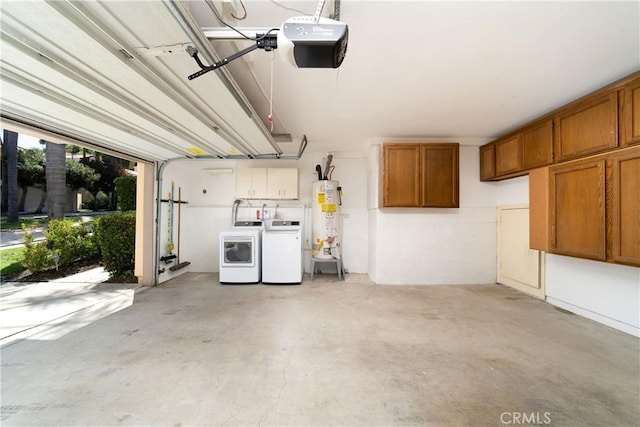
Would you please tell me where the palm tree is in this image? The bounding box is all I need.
[2,130,19,223]
[17,148,45,212]
[44,140,66,219]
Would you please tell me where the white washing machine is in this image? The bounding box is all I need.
[262,220,303,284]
[219,221,263,284]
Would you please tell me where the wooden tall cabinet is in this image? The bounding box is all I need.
[382,142,459,208]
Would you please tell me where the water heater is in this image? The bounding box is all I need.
[311,180,341,259]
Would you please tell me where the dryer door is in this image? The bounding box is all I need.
[221,235,255,268]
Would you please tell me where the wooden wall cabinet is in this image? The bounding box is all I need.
[495,134,522,176]
[549,159,607,261]
[479,144,495,180]
[480,72,640,181]
[609,150,640,265]
[481,119,553,181]
[421,144,459,207]
[620,76,640,147]
[522,119,553,169]
[382,143,459,208]
[554,92,618,162]
[529,145,640,267]
[529,167,549,252]
[382,144,421,207]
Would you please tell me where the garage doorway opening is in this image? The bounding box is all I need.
[1,127,155,285]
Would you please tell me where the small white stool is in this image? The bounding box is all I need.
[310,257,345,281]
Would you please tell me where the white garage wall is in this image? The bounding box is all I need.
[367,139,497,285]
[157,141,638,335]
[495,176,640,337]
[496,175,529,205]
[158,151,369,282]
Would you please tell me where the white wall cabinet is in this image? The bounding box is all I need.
[236,168,267,198]
[237,168,298,199]
[267,168,298,199]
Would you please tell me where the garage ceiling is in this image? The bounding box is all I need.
[1,1,639,161]
[0,0,280,162]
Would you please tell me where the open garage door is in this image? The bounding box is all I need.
[0,0,280,163]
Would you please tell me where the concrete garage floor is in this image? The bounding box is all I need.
[1,273,638,426]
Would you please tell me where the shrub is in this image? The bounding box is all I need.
[44,218,99,268]
[114,176,136,211]
[22,228,52,272]
[95,212,136,279]
[96,192,110,210]
[82,192,110,210]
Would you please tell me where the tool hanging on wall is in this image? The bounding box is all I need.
[167,181,175,254]
[159,182,189,267]
[170,186,191,272]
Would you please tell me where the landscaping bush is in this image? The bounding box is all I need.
[82,192,110,210]
[114,175,136,211]
[22,229,52,273]
[95,211,135,279]
[22,219,98,273]
[96,192,110,210]
[44,218,99,268]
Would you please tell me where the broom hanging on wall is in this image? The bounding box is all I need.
[159,182,177,264]
[169,186,191,271]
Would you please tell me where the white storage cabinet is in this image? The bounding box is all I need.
[237,168,298,199]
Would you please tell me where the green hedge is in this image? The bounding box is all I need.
[114,175,136,211]
[95,211,136,279]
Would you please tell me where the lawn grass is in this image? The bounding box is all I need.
[0,246,26,276]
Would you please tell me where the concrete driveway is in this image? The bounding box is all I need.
[0,267,143,347]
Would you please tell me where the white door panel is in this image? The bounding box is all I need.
[498,206,545,299]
